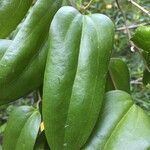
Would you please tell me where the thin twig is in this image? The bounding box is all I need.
[79,0,94,13]
[36,91,42,109]
[115,0,150,77]
[115,0,135,51]
[130,77,143,85]
[117,23,149,31]
[83,0,94,10]
[130,81,143,85]
[115,0,149,53]
[128,0,150,16]
[115,0,150,71]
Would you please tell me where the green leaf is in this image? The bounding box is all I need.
[43,6,114,150]
[131,26,150,52]
[105,72,115,92]
[0,39,49,105]
[3,106,41,150]
[132,26,150,84]
[84,90,150,150]
[106,58,130,93]
[0,39,12,58]
[0,0,33,38]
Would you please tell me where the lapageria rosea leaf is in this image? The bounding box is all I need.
[131,26,150,85]
[43,6,114,150]
[0,0,33,38]
[0,39,49,104]
[106,58,130,93]
[3,106,41,150]
[0,0,62,87]
[131,26,150,52]
[84,90,150,150]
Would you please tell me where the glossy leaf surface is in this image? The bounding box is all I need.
[84,90,150,150]
[132,26,150,84]
[131,26,150,52]
[0,0,62,87]
[106,58,130,93]
[0,39,48,104]
[0,0,33,38]
[43,6,114,150]
[3,106,41,150]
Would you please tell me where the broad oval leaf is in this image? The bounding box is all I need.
[43,6,114,150]
[84,90,150,150]
[0,0,33,38]
[106,58,130,93]
[0,39,49,104]
[0,0,62,88]
[3,106,41,150]
[132,26,150,84]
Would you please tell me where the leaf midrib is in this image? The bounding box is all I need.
[102,105,133,150]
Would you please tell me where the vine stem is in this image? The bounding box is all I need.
[83,0,94,10]
[128,0,150,16]
[36,91,41,109]
[115,0,150,72]
[79,0,94,13]
[115,0,132,45]
[117,23,149,31]
[130,78,143,85]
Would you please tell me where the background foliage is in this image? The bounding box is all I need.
[81,0,150,110]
